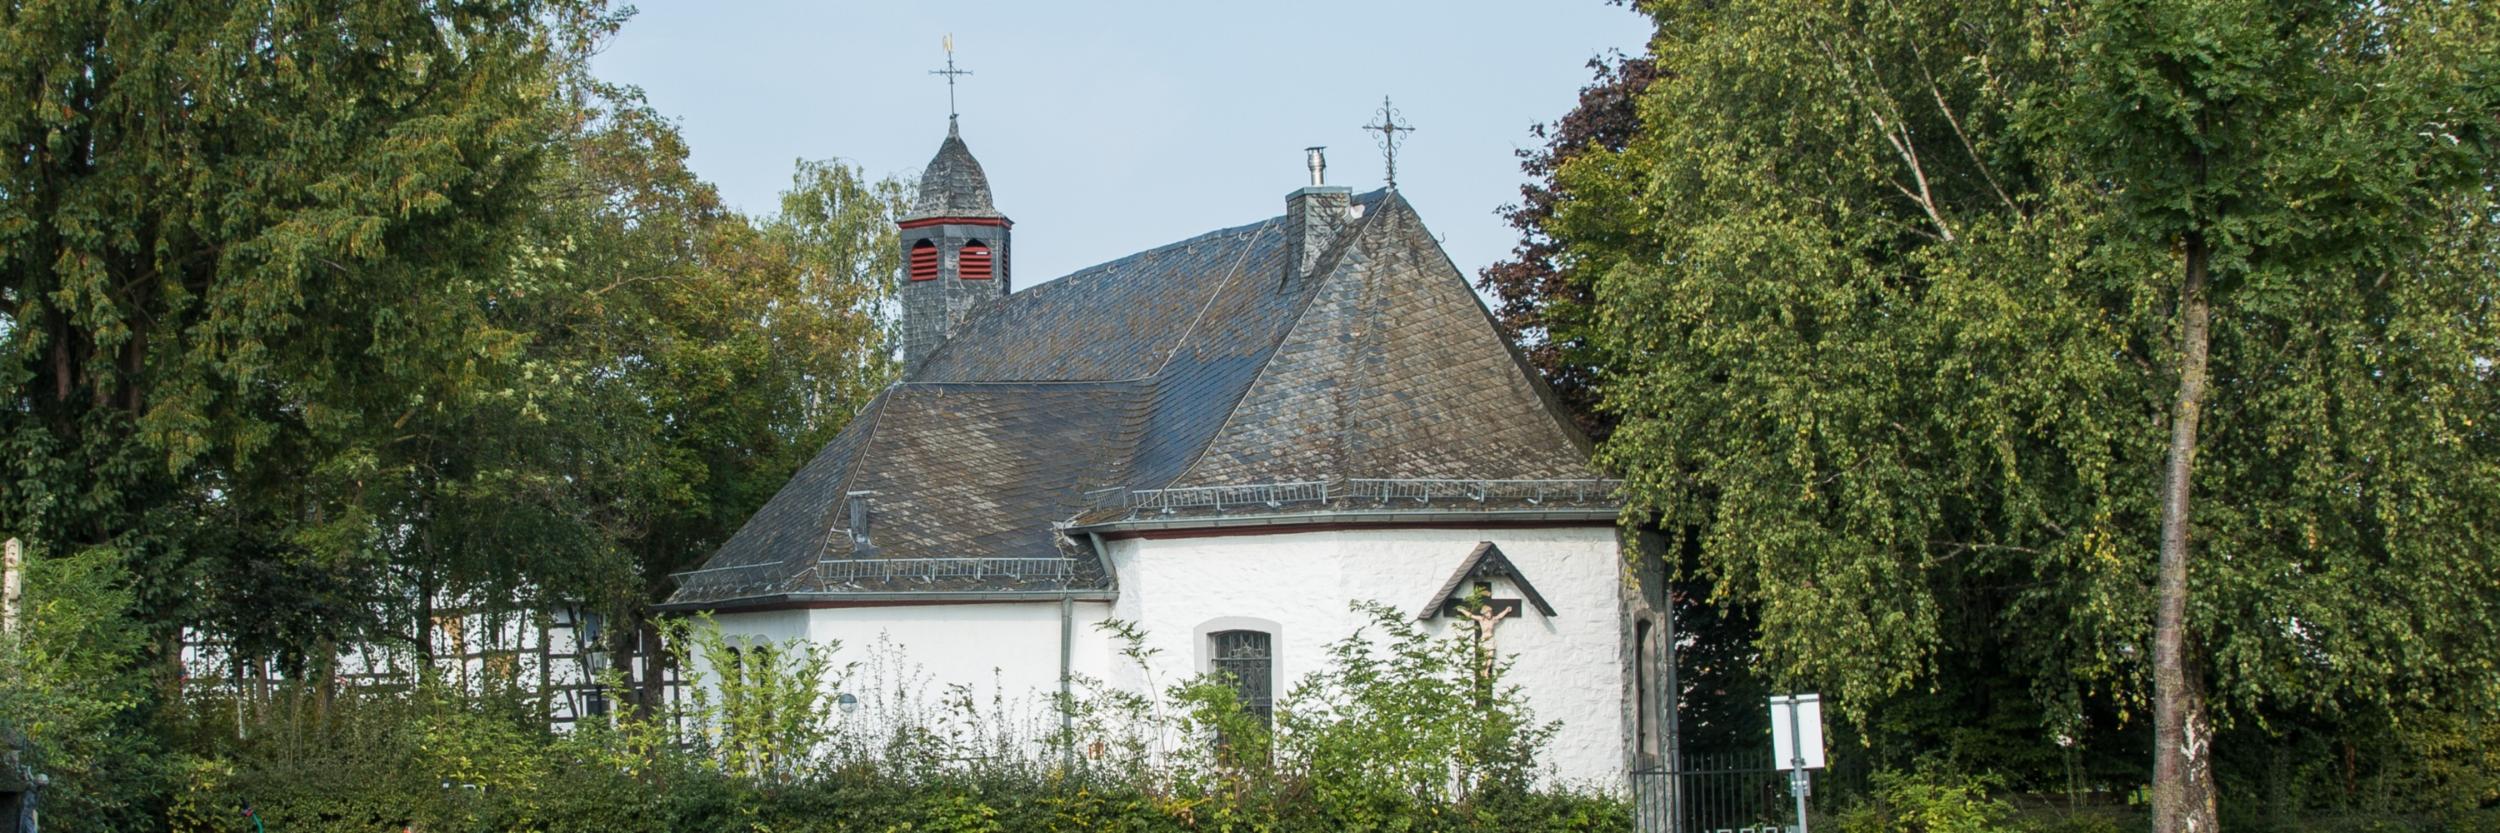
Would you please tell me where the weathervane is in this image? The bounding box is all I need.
[931,34,973,121]
[1362,96,1417,190]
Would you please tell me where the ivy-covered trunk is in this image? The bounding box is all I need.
[2152,233,2220,833]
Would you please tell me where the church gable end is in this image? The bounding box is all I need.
[1173,196,1598,487]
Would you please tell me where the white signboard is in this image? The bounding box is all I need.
[1770,693,1826,771]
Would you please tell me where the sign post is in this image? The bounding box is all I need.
[1770,694,1826,833]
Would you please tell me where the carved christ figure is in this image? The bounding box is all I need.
[1460,599,1514,648]
[1459,590,1514,697]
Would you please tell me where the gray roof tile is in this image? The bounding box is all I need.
[667,191,1603,609]
[903,120,1005,221]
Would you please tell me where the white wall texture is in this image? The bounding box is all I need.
[706,524,1631,790]
[707,601,1112,741]
[1103,525,1630,789]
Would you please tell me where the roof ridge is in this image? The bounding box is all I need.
[1055,218,1273,286]
[803,389,898,572]
[1147,195,1397,492]
[1391,194,1603,461]
[908,220,1277,383]
[1137,219,1281,381]
[1038,192,1385,289]
[1352,195,1600,471]
[891,378,1145,391]
[1299,189,1394,284]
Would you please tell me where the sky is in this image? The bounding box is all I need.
[589,1,1654,288]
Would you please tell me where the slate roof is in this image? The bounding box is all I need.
[903,119,1004,221]
[665,187,1610,611]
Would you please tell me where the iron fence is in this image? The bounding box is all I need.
[1634,752,1856,833]
[815,557,1076,586]
[1123,480,1333,514]
[1082,477,1620,518]
[1344,477,1615,505]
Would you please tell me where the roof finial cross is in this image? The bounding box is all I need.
[931,34,973,122]
[1362,96,1417,190]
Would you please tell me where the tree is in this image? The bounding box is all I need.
[1480,52,1796,771]
[513,72,905,706]
[1480,53,1660,442]
[2064,4,2500,826]
[0,0,607,682]
[0,543,157,831]
[1555,0,2500,826]
[2,0,902,723]
[0,2,908,819]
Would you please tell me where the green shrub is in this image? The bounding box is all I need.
[0,543,166,833]
[661,614,843,786]
[2015,810,2127,833]
[157,603,1626,832]
[1838,768,2020,833]
[1270,601,1558,827]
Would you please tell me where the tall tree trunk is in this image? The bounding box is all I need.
[159,627,185,703]
[416,563,437,684]
[535,610,554,727]
[603,602,638,709]
[636,616,667,715]
[2153,234,2221,833]
[315,637,337,725]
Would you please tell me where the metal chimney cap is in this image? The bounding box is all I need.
[1305,147,1327,186]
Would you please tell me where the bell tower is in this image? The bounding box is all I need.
[899,117,1012,367]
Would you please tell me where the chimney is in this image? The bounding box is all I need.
[1285,147,1352,284]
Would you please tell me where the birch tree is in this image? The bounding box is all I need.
[1559,1,2500,827]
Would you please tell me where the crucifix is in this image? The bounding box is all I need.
[1458,581,1517,649]
[1361,96,1417,190]
[930,34,973,121]
[1458,581,1513,705]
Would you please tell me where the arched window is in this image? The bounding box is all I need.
[959,240,994,280]
[909,239,939,281]
[1209,630,1274,726]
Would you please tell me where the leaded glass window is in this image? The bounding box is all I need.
[1209,629,1273,726]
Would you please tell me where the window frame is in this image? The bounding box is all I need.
[1207,629,1275,726]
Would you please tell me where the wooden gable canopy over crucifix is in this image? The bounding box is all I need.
[1416,541,1556,622]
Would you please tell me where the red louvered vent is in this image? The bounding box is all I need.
[909,240,939,281]
[959,242,994,280]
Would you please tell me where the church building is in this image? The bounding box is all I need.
[661,116,1669,788]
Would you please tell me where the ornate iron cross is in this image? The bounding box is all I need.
[1362,96,1417,189]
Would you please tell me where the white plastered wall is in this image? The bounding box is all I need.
[701,525,1630,789]
[709,601,1115,736]
[1102,524,1629,789]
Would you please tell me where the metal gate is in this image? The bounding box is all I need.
[1633,753,1807,833]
